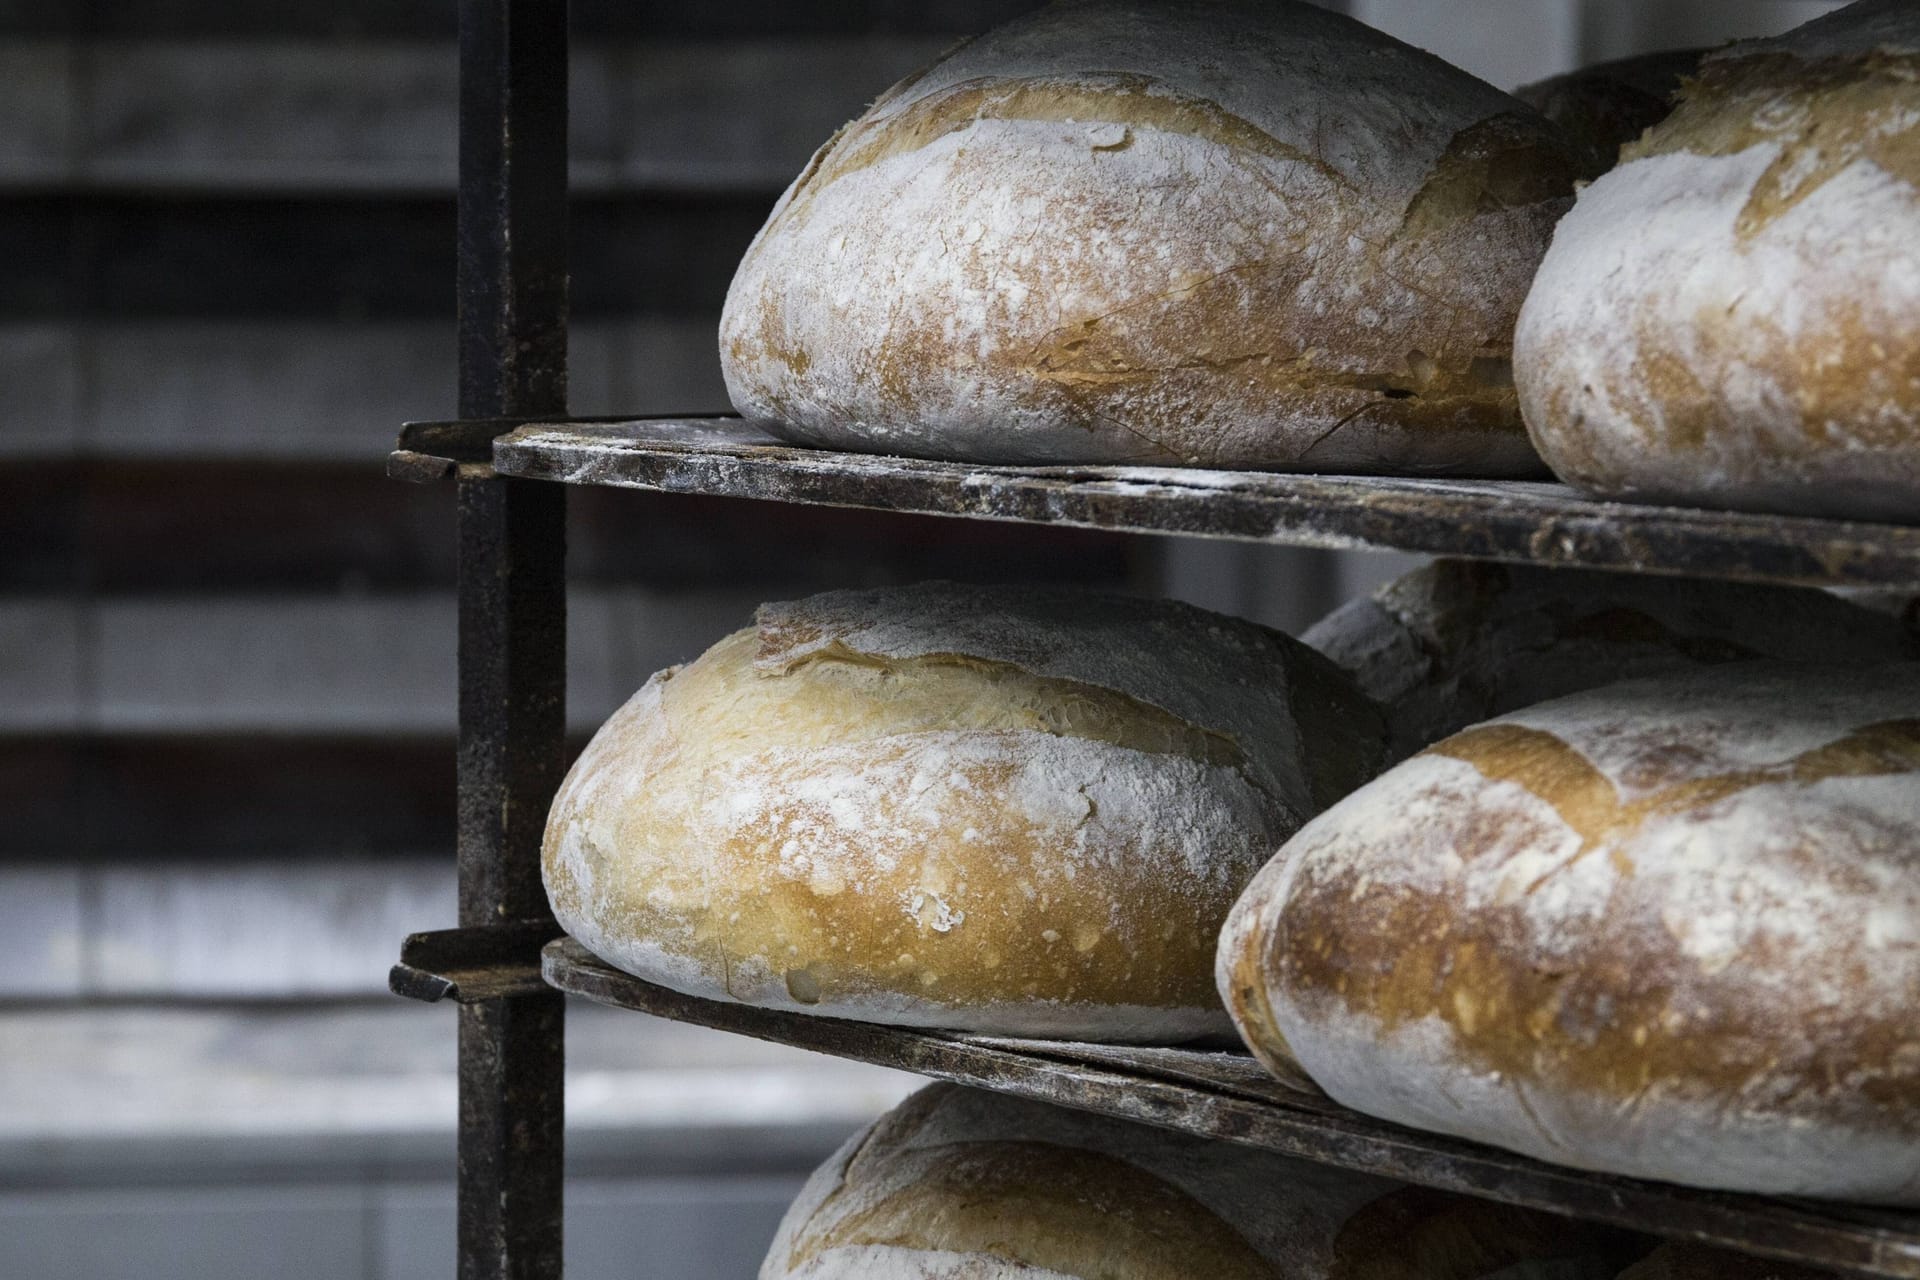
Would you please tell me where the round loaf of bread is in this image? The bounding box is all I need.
[1219,662,1920,1202]
[719,0,1578,474]
[1514,49,1702,178]
[544,581,1382,1042]
[762,1083,1637,1278]
[1514,0,1920,520]
[1303,559,1920,758]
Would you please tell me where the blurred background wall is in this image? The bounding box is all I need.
[0,1,1842,1276]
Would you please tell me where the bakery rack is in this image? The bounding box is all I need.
[388,3,1920,1277]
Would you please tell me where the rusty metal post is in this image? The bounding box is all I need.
[455,0,568,1276]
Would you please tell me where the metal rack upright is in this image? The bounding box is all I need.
[389,3,1920,1277]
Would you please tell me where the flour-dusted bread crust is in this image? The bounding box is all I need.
[544,581,1383,1042]
[720,0,1577,474]
[1303,560,1920,758]
[761,1084,1636,1279]
[1515,0,1920,520]
[1515,49,1703,178]
[1221,663,1920,1202]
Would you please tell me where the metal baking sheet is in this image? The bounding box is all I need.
[544,937,1920,1280]
[486,417,1920,591]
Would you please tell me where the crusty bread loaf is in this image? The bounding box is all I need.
[762,1083,1637,1278]
[1515,50,1703,179]
[1515,0,1920,520]
[720,0,1578,474]
[544,581,1382,1042]
[1303,560,1920,759]
[1220,662,1920,1202]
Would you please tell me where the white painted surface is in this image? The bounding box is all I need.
[0,587,764,734]
[0,866,85,997]
[1352,0,1578,89]
[0,319,733,459]
[0,39,951,194]
[92,859,453,996]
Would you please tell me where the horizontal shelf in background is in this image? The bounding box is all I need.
[0,1000,912,1184]
[0,38,949,197]
[544,938,1920,1280]
[0,733,458,858]
[0,0,1040,40]
[489,418,1920,591]
[0,457,1134,592]
[0,194,770,320]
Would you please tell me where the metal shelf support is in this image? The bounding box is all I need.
[452,1,569,1276]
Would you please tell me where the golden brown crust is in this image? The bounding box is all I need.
[1231,664,1920,1200]
[765,1084,1642,1278]
[547,584,1381,1040]
[1629,52,1920,234]
[722,0,1574,473]
[789,1140,1280,1278]
[1515,12,1920,520]
[1276,715,1920,1139]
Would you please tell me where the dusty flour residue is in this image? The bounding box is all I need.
[721,0,1565,472]
[1520,145,1920,472]
[545,684,1283,1037]
[1515,1,1920,516]
[1287,665,1920,995]
[762,1083,1409,1279]
[864,0,1524,198]
[707,730,1271,896]
[1495,663,1919,790]
[1247,663,1920,1201]
[541,581,1384,1039]
[1279,1001,1920,1201]
[754,581,1328,821]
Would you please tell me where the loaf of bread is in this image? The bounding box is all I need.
[1515,0,1920,520]
[763,1083,1638,1278]
[720,0,1578,474]
[1515,50,1702,179]
[544,581,1382,1042]
[1219,662,1920,1202]
[1304,559,1920,758]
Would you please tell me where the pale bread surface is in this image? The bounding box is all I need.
[721,0,1575,473]
[545,582,1381,1041]
[1223,662,1920,1202]
[1515,0,1920,519]
[1302,560,1920,758]
[762,1084,1635,1278]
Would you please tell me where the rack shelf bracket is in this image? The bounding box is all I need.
[390,921,561,1003]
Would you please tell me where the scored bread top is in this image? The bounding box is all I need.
[1513,0,1920,519]
[1249,662,1920,1200]
[545,583,1383,1040]
[1302,561,1920,758]
[840,0,1538,204]
[756,581,1383,821]
[723,0,1575,471]
[764,1084,1634,1279]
